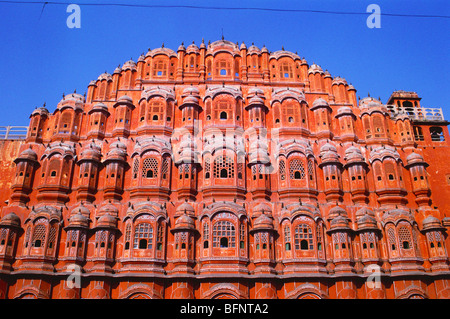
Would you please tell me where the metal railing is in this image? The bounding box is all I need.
[386,104,445,122]
[0,126,28,140]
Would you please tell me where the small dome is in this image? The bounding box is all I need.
[80,142,102,162]
[175,202,195,217]
[422,216,443,231]
[248,43,260,54]
[117,94,133,103]
[357,213,378,230]
[68,210,89,228]
[16,148,37,162]
[360,97,383,108]
[247,95,265,106]
[0,212,21,227]
[355,207,374,218]
[247,87,265,96]
[113,65,122,74]
[182,85,200,96]
[406,152,425,165]
[90,102,108,113]
[174,214,195,230]
[97,72,112,81]
[182,95,199,105]
[31,106,49,117]
[70,204,90,217]
[96,213,117,228]
[98,203,119,216]
[106,140,127,162]
[186,42,199,53]
[252,213,273,230]
[308,63,324,74]
[312,97,329,108]
[332,76,347,85]
[336,106,353,116]
[320,142,337,153]
[344,146,365,163]
[239,42,247,50]
[330,215,350,230]
[253,202,272,214]
[328,205,347,219]
[177,42,186,51]
[122,59,137,71]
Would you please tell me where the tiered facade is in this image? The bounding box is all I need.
[0,39,449,299]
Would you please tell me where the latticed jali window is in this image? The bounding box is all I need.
[203,221,209,240]
[387,227,397,250]
[161,158,169,179]
[213,155,234,178]
[153,60,167,77]
[398,226,413,250]
[125,224,131,242]
[294,224,313,250]
[32,222,47,248]
[204,157,211,179]
[142,158,158,178]
[47,225,57,249]
[279,159,286,181]
[149,101,164,121]
[213,221,236,248]
[289,159,306,180]
[308,159,315,180]
[279,62,293,79]
[134,223,153,249]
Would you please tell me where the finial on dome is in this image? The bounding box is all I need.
[161,42,164,48]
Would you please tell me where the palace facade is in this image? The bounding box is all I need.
[0,39,449,299]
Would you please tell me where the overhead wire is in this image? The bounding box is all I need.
[0,0,449,19]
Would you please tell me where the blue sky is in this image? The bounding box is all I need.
[0,0,448,126]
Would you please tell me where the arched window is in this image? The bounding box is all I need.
[289,159,305,180]
[279,62,293,79]
[203,221,209,248]
[387,226,397,252]
[385,161,397,181]
[213,155,234,178]
[284,225,291,251]
[153,59,167,77]
[32,224,46,248]
[215,100,233,121]
[142,158,158,178]
[124,224,131,250]
[132,158,139,179]
[414,126,424,141]
[279,159,286,181]
[398,226,413,250]
[215,59,232,77]
[282,101,299,124]
[204,156,211,179]
[294,224,313,250]
[213,221,235,248]
[149,100,164,122]
[59,111,72,134]
[133,223,153,249]
[430,127,445,141]
[373,115,384,136]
